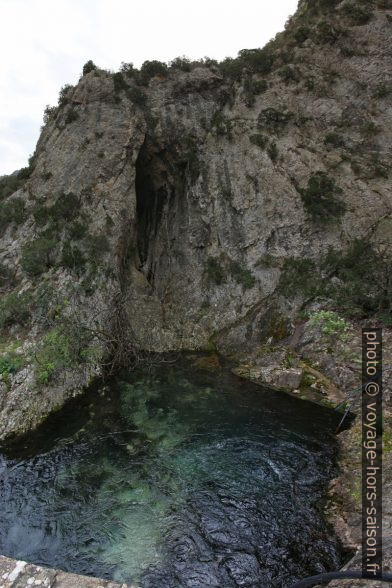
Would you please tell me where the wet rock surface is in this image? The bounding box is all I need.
[0,555,131,588]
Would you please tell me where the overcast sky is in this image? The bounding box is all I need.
[0,0,298,175]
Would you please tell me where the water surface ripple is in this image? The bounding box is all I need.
[0,362,344,587]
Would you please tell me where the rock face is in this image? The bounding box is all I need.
[1,0,392,440]
[0,555,132,588]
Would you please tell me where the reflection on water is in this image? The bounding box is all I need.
[0,362,344,587]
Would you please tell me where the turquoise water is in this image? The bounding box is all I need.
[0,361,344,587]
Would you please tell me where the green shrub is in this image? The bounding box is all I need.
[43,105,56,125]
[0,264,15,290]
[120,62,136,76]
[0,172,26,200]
[324,240,391,319]
[61,242,86,272]
[238,48,273,74]
[0,352,23,375]
[86,234,110,265]
[34,326,88,385]
[82,60,98,76]
[229,260,256,289]
[140,60,168,83]
[32,203,51,227]
[127,86,147,106]
[341,3,373,25]
[373,82,392,98]
[258,108,293,133]
[65,109,79,124]
[0,291,32,328]
[0,197,26,232]
[21,236,57,276]
[58,84,73,106]
[294,26,311,44]
[309,310,349,337]
[170,56,192,72]
[278,240,391,323]
[278,65,301,84]
[206,257,226,285]
[218,57,244,80]
[314,21,342,44]
[299,171,346,224]
[218,48,273,80]
[50,192,80,221]
[113,72,128,93]
[211,111,232,137]
[250,134,269,149]
[361,121,380,137]
[324,132,345,147]
[32,192,80,228]
[278,258,321,299]
[68,221,87,240]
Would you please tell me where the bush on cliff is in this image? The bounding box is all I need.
[0,197,26,233]
[140,60,168,83]
[0,291,32,328]
[34,325,89,385]
[298,171,346,224]
[82,60,98,76]
[21,236,57,276]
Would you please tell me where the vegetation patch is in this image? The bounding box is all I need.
[278,65,301,84]
[82,60,97,76]
[0,197,26,233]
[0,165,33,200]
[211,111,233,138]
[206,257,226,285]
[229,260,256,289]
[309,310,349,339]
[219,48,273,80]
[298,171,346,224]
[140,60,168,83]
[61,242,86,273]
[324,132,345,148]
[0,291,32,328]
[277,258,320,299]
[0,352,23,375]
[278,238,391,323]
[258,108,293,133]
[21,236,57,276]
[373,82,392,99]
[34,325,93,385]
[340,2,373,25]
[250,134,269,149]
[127,86,146,106]
[58,84,73,107]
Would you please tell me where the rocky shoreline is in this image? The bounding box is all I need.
[232,318,392,587]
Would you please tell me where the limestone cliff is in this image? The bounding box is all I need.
[0,0,391,440]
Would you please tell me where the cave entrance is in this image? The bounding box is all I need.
[134,137,186,282]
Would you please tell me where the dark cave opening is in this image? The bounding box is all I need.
[135,139,168,269]
[134,136,188,285]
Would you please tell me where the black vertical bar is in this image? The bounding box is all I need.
[362,328,382,578]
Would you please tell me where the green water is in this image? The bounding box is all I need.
[0,361,344,587]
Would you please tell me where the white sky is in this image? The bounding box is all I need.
[0,0,298,175]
